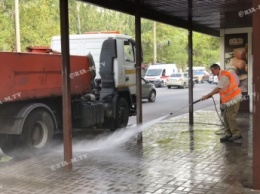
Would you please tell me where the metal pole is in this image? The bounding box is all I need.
[188,0,194,125]
[60,0,73,169]
[14,0,21,52]
[135,0,143,142]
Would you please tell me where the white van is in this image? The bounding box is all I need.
[185,66,206,73]
[144,64,178,87]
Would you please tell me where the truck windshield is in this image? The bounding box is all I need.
[145,69,162,76]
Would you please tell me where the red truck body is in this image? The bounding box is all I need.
[0,52,91,103]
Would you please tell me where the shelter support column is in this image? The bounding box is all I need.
[188,0,194,125]
[253,0,260,190]
[135,0,143,143]
[60,0,73,169]
[135,0,142,125]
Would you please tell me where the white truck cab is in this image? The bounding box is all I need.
[51,31,138,129]
[51,32,137,96]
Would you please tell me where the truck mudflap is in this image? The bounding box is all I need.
[0,103,57,135]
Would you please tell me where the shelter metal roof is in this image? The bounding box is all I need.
[80,0,253,36]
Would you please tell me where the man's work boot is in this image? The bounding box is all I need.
[220,135,231,143]
[228,136,242,142]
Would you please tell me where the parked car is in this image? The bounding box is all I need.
[203,71,210,82]
[208,73,214,83]
[193,71,209,83]
[166,73,194,89]
[208,73,218,84]
[141,77,156,102]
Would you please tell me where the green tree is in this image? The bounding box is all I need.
[19,0,60,50]
[0,1,15,51]
[193,32,220,69]
[140,19,154,64]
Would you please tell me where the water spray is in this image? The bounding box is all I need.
[70,97,223,154]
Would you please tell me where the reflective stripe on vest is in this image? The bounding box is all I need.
[219,70,241,103]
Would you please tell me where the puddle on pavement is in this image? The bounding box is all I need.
[156,138,173,144]
[53,114,171,153]
[151,128,222,152]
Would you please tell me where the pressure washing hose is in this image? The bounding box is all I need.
[169,97,225,135]
[169,98,202,116]
[211,97,225,135]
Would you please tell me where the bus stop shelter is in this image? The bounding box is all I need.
[58,0,260,190]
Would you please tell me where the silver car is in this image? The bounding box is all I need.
[142,77,156,102]
[166,73,194,89]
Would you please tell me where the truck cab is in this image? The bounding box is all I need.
[51,31,136,96]
[51,31,138,127]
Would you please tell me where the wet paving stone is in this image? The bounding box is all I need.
[0,110,259,193]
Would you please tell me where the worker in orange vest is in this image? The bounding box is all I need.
[201,64,242,142]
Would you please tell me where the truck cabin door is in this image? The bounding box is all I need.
[122,39,136,94]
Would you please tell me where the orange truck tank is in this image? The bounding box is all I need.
[0,52,91,103]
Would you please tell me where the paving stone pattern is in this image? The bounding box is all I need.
[0,110,259,194]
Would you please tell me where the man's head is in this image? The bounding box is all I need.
[210,64,221,76]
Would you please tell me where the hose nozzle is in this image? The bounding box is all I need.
[193,99,202,104]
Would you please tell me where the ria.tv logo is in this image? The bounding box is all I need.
[238,5,260,17]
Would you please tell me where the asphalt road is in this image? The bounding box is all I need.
[128,82,220,125]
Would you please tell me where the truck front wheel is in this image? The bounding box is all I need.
[148,90,156,102]
[115,98,129,129]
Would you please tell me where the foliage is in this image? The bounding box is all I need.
[0,0,219,69]
[0,1,15,51]
[19,0,60,49]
